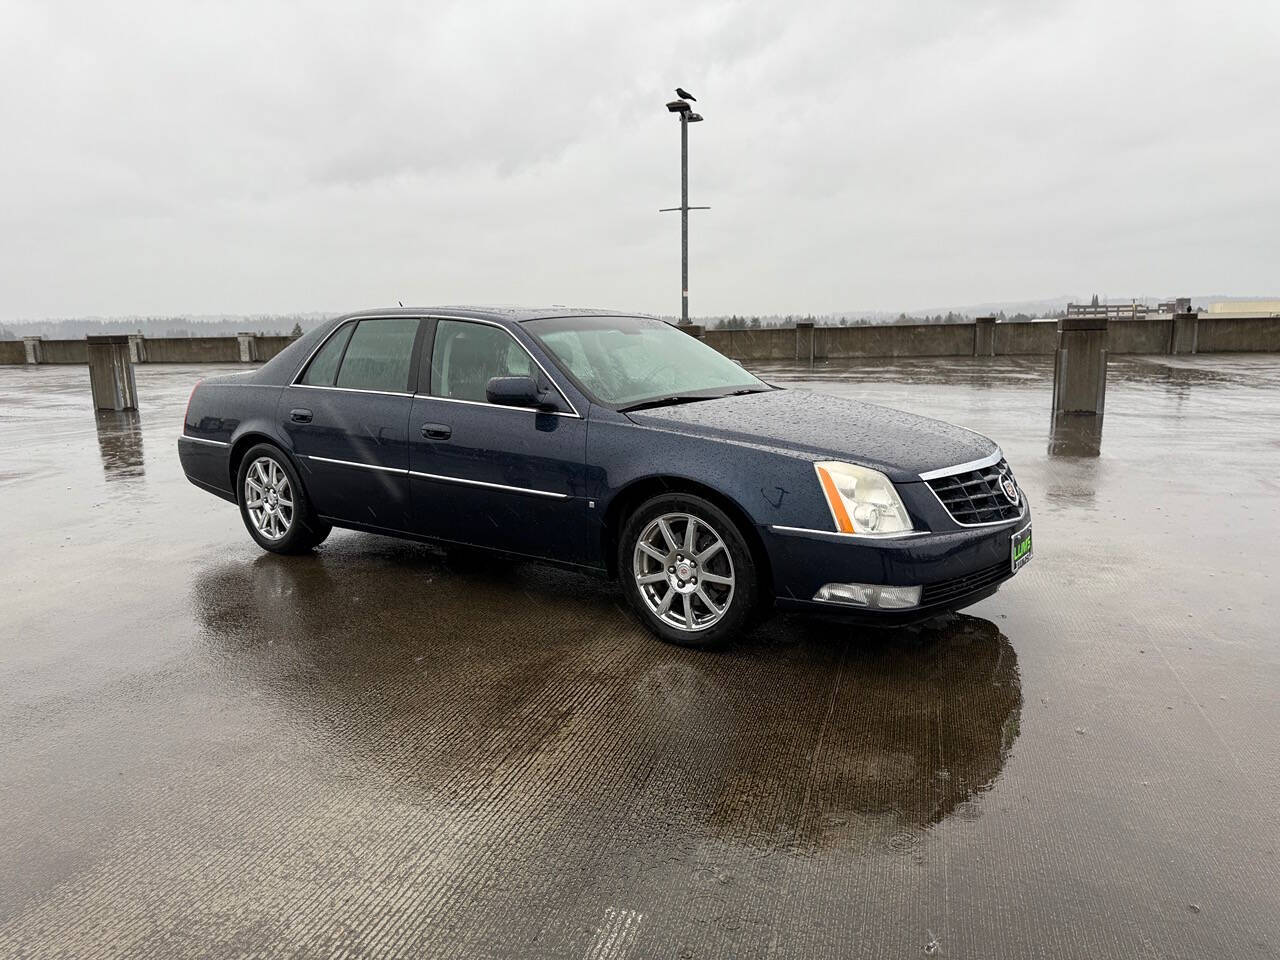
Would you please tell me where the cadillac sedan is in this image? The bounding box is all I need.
[178,307,1032,647]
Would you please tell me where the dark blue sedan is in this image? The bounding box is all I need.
[179,307,1032,646]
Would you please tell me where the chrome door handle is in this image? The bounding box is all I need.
[421,422,451,440]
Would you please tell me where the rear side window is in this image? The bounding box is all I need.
[430,320,534,402]
[300,324,354,386]
[334,318,420,393]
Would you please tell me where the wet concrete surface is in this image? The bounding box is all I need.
[1,356,1278,958]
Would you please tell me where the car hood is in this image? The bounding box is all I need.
[624,388,997,481]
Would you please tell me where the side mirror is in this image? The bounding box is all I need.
[486,375,548,409]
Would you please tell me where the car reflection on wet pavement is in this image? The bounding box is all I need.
[1,356,1278,958]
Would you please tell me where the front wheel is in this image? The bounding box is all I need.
[619,493,758,648]
[236,443,331,554]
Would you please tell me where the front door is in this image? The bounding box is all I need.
[408,318,588,564]
[283,316,422,531]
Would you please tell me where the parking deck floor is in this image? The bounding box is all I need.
[1,355,1278,958]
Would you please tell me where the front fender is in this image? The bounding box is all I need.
[586,410,836,540]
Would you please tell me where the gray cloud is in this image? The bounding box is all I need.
[2,0,1277,321]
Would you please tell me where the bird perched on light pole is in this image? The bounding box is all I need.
[675,87,696,101]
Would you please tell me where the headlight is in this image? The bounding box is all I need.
[814,461,915,536]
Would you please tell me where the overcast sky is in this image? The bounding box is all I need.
[2,0,1277,321]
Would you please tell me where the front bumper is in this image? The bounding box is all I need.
[762,500,1031,621]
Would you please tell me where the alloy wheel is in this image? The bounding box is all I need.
[632,512,735,632]
[244,457,294,540]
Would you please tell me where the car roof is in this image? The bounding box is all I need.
[332,306,656,325]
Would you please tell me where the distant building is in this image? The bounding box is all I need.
[1067,301,1155,320]
[1066,297,1192,320]
[1158,298,1193,315]
[1207,300,1280,317]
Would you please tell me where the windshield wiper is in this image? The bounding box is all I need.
[618,394,720,413]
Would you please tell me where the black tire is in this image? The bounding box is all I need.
[236,443,331,555]
[618,493,758,648]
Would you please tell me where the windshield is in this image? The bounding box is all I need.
[525,315,767,408]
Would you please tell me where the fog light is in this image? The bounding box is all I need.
[875,585,922,609]
[814,583,873,606]
[813,582,921,610]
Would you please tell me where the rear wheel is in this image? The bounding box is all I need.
[619,493,757,648]
[236,443,330,554]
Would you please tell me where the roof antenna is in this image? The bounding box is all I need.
[398,300,403,307]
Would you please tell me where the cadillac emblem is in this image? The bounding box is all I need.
[999,474,1020,505]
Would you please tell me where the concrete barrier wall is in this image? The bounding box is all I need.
[703,328,796,360]
[1109,318,1171,354]
[706,323,980,359]
[4,315,1279,365]
[819,322,976,358]
[1196,316,1280,353]
[705,314,1280,361]
[707,323,981,359]
[0,334,300,365]
[256,336,296,360]
[994,322,1057,355]
[40,340,89,363]
[142,336,242,363]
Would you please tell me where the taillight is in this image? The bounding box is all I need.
[183,380,202,432]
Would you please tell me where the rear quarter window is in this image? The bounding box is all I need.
[299,324,355,386]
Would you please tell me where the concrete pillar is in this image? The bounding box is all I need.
[1052,316,1108,416]
[22,336,43,364]
[236,333,259,362]
[973,316,996,356]
[1048,413,1103,457]
[127,334,148,363]
[85,336,138,411]
[1170,312,1198,354]
[795,321,815,365]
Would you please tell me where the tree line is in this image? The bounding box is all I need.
[0,315,324,340]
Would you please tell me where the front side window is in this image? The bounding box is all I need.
[430,320,535,402]
[299,323,354,386]
[334,318,419,393]
[526,315,764,408]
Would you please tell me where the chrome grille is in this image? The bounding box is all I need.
[926,458,1023,525]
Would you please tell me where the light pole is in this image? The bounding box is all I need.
[662,93,707,326]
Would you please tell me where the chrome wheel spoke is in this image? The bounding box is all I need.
[637,572,667,585]
[682,593,693,626]
[655,588,675,615]
[696,587,721,613]
[696,540,723,564]
[699,571,732,586]
[657,518,678,551]
[683,517,698,552]
[638,542,666,563]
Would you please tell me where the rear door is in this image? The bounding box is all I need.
[282,316,423,531]
[408,318,589,563]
